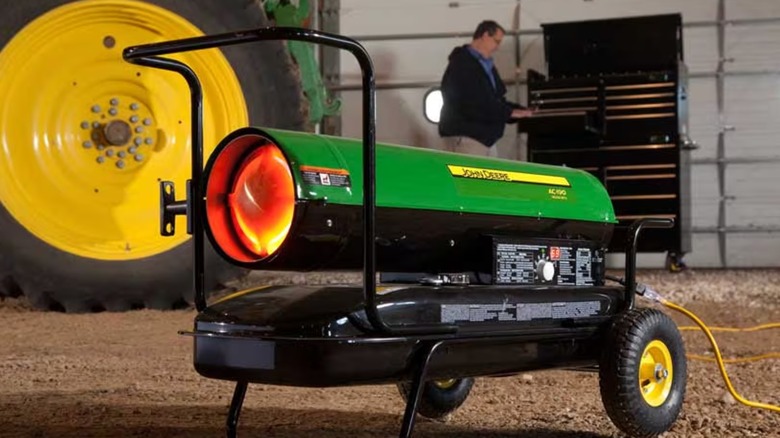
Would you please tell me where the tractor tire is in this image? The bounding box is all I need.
[0,0,305,312]
[599,308,687,438]
[397,377,475,419]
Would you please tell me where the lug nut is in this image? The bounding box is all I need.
[110,98,119,106]
[130,115,139,123]
[134,153,144,162]
[92,121,101,129]
[130,103,139,111]
[116,159,126,169]
[83,141,93,148]
[134,126,144,133]
[106,149,115,157]
[128,146,137,154]
[96,156,105,164]
[91,105,101,113]
[108,108,118,116]
[117,151,126,158]
[80,121,89,129]
[143,118,152,126]
[134,137,142,146]
[144,137,154,145]
[97,145,105,151]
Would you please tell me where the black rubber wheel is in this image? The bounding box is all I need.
[599,308,687,438]
[0,0,305,312]
[397,377,475,419]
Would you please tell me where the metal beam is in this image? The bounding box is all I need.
[349,17,780,42]
[715,0,727,267]
[692,156,780,165]
[690,70,780,78]
[693,226,780,234]
[330,68,780,92]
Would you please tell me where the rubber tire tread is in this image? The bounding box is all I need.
[599,308,687,438]
[0,0,305,312]
[397,377,475,419]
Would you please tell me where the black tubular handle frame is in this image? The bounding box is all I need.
[623,217,675,310]
[123,26,455,336]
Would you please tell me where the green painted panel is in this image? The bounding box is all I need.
[260,128,616,224]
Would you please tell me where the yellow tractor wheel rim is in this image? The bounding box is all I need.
[638,339,674,407]
[0,0,248,260]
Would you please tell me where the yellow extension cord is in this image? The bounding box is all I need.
[659,299,780,413]
[678,322,780,364]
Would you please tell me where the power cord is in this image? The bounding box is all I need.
[660,299,779,412]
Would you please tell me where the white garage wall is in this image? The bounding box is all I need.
[328,0,780,267]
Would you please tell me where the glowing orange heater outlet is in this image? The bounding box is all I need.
[205,134,295,263]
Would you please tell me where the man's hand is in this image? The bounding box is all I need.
[511,108,535,118]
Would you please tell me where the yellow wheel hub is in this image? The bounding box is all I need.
[639,339,674,407]
[432,379,457,390]
[0,0,248,260]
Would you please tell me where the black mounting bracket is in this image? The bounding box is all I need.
[160,180,191,236]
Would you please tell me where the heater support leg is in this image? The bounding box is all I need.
[226,381,248,438]
[399,341,445,438]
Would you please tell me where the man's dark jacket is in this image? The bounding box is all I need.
[439,45,518,147]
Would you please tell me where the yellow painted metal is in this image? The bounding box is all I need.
[432,379,457,390]
[0,0,248,260]
[638,339,674,407]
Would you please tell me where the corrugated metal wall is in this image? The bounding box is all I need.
[327,0,780,267]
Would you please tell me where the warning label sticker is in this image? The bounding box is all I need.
[447,165,570,187]
[441,301,601,323]
[300,165,351,187]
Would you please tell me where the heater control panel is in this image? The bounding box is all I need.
[492,237,604,286]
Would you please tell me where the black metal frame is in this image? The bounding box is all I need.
[124,26,672,438]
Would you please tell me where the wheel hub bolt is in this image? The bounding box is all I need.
[654,365,668,382]
[104,120,132,146]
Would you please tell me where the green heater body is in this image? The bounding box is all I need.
[204,127,617,280]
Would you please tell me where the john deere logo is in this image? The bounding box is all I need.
[448,165,570,187]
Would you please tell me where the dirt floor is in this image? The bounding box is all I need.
[1,269,779,438]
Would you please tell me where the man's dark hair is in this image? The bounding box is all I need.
[473,20,505,40]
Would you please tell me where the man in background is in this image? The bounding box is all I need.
[439,20,534,157]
